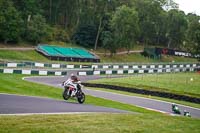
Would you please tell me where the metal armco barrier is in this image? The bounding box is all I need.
[0,68,67,76]
[0,61,199,70]
[0,61,199,76]
[77,63,200,75]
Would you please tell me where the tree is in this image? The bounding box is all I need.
[156,0,178,11]
[188,18,200,57]
[134,0,166,45]
[194,27,200,58]
[12,0,43,40]
[0,0,23,43]
[13,0,42,20]
[94,0,114,50]
[111,5,140,53]
[72,24,97,47]
[26,14,49,44]
[185,13,200,52]
[100,30,115,56]
[165,9,188,49]
[71,0,125,50]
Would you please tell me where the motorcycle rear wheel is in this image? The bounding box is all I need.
[77,92,85,104]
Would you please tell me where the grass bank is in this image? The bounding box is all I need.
[0,49,198,63]
[98,53,198,63]
[89,73,200,98]
[0,50,49,62]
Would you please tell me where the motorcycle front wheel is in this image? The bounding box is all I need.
[62,88,71,100]
[77,92,85,104]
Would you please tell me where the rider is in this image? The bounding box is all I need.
[62,74,81,96]
[69,74,81,91]
[71,74,82,95]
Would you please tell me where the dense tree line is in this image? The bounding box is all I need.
[0,0,199,56]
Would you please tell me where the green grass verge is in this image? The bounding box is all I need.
[0,50,92,65]
[97,53,197,63]
[98,53,158,63]
[0,49,197,63]
[0,50,49,62]
[89,73,200,98]
[0,114,199,133]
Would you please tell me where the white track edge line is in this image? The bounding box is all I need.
[0,112,98,116]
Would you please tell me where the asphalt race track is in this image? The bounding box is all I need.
[0,94,128,114]
[24,75,200,118]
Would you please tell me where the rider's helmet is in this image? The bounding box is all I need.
[70,74,78,82]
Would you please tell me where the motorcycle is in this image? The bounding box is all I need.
[62,79,85,104]
[172,104,181,114]
[184,110,191,117]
